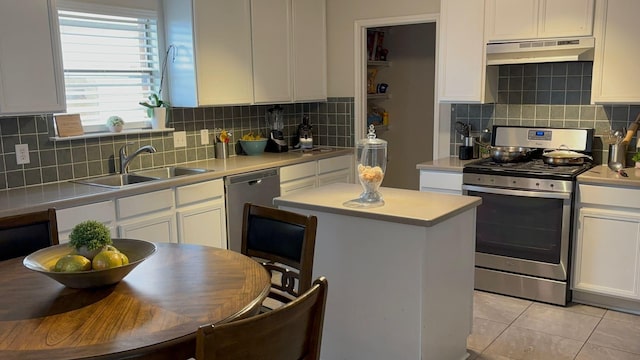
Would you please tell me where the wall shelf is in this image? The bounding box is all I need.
[368,60,392,67]
[367,93,391,100]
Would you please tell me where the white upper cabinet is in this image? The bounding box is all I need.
[251,0,292,103]
[438,0,497,103]
[0,0,66,115]
[591,0,640,104]
[252,0,327,104]
[291,0,327,102]
[538,0,595,38]
[164,0,326,107]
[164,0,254,107]
[486,0,538,41]
[485,0,594,42]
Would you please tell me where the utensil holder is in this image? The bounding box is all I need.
[215,142,229,159]
[608,143,627,166]
[463,136,480,159]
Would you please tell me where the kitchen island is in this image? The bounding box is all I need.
[273,183,481,360]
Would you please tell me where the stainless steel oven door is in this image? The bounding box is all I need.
[462,185,572,281]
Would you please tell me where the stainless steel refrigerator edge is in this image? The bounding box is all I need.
[225,168,280,252]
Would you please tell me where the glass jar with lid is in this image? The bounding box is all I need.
[344,125,387,208]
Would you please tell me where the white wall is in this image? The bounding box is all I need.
[326,0,440,97]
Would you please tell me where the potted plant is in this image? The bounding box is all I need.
[633,151,640,168]
[68,220,113,260]
[139,45,174,129]
[106,116,125,133]
[139,93,170,130]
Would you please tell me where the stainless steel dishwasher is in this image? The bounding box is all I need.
[225,168,280,252]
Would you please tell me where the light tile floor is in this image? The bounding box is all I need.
[468,291,640,360]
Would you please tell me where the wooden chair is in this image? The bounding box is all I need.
[0,208,59,261]
[241,203,318,308]
[196,276,328,360]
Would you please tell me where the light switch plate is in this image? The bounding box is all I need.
[200,129,209,145]
[173,131,187,148]
[15,144,30,164]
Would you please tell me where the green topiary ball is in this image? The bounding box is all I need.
[69,220,113,251]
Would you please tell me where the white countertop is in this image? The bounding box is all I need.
[416,157,480,172]
[0,148,353,217]
[273,183,482,227]
[578,164,640,187]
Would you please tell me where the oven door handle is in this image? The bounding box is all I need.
[462,185,571,200]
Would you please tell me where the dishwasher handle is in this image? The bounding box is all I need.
[225,168,279,186]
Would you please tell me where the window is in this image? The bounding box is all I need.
[57,1,161,132]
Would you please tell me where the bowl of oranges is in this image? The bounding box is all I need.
[23,221,156,288]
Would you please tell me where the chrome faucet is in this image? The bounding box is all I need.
[119,142,157,174]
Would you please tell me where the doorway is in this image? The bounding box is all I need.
[354,15,438,190]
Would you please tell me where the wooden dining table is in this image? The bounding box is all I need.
[0,243,271,360]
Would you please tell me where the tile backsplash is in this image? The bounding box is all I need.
[0,98,354,190]
[451,61,640,164]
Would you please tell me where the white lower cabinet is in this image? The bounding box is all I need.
[574,208,640,299]
[57,201,116,243]
[280,161,317,196]
[280,154,354,196]
[280,177,317,196]
[317,155,353,186]
[58,179,227,248]
[118,213,177,244]
[116,189,177,244]
[419,169,463,195]
[175,179,227,249]
[573,184,640,300]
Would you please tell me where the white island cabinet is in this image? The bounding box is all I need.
[274,183,481,360]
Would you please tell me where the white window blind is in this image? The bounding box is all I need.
[57,2,160,131]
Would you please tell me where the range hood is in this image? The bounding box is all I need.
[486,37,595,65]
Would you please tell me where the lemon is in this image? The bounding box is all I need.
[54,254,92,272]
[92,250,129,270]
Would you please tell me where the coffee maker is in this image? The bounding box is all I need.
[296,116,313,149]
[265,105,288,153]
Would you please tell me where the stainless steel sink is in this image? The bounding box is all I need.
[73,173,156,188]
[132,166,213,179]
[73,167,213,188]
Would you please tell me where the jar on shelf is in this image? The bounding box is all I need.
[344,124,387,208]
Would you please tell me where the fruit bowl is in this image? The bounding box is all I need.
[23,238,157,289]
[239,139,268,155]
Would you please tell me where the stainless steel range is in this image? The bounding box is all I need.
[462,126,595,305]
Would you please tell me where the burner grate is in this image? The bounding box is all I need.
[465,158,593,178]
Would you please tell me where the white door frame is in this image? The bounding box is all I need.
[353,13,443,158]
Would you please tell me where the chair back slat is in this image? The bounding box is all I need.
[196,277,328,360]
[0,209,59,261]
[241,203,317,302]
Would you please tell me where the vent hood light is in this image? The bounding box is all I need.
[486,37,595,65]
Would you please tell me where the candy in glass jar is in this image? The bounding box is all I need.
[344,125,387,208]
